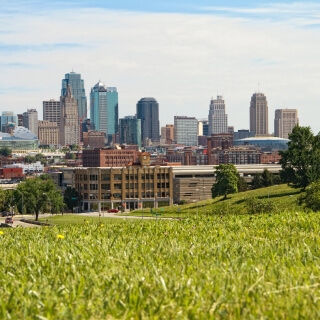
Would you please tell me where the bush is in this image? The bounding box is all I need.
[245,197,277,214]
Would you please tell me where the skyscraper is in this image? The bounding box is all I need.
[208,96,228,134]
[61,71,87,121]
[136,97,160,145]
[119,116,141,147]
[59,84,80,146]
[250,92,268,136]
[90,81,119,143]
[1,111,18,133]
[22,109,38,137]
[43,99,61,126]
[174,116,198,146]
[274,109,299,139]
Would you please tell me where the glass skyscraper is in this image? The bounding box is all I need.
[119,116,141,147]
[61,71,87,121]
[174,116,198,146]
[136,97,160,145]
[90,81,118,143]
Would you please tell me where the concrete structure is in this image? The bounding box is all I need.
[22,109,38,137]
[119,116,141,147]
[174,116,198,146]
[59,84,80,147]
[136,97,160,145]
[208,96,228,134]
[250,92,269,136]
[38,120,59,147]
[274,109,299,139]
[43,99,61,126]
[90,81,118,144]
[74,166,173,211]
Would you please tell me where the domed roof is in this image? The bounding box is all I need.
[138,97,158,102]
[93,81,107,91]
[13,126,37,140]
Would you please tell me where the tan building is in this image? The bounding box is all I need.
[74,166,173,211]
[161,124,174,144]
[274,109,299,139]
[43,99,61,126]
[250,92,268,136]
[59,85,80,147]
[38,120,59,146]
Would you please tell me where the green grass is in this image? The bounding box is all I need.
[1,210,320,319]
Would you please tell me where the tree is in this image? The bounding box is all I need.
[298,180,320,212]
[16,177,64,221]
[237,174,248,192]
[279,125,320,189]
[64,186,81,211]
[212,164,239,199]
[251,174,263,189]
[0,147,12,157]
[262,168,274,187]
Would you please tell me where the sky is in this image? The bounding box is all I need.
[1,0,320,133]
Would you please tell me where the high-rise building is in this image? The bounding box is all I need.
[198,119,209,136]
[43,99,61,126]
[250,92,268,136]
[90,81,119,144]
[274,109,299,139]
[38,120,59,147]
[59,84,80,147]
[119,116,141,147]
[174,116,198,146]
[208,96,228,134]
[1,111,18,133]
[136,97,160,145]
[161,124,174,144]
[61,71,87,121]
[22,109,38,137]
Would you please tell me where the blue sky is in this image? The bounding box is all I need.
[1,1,320,133]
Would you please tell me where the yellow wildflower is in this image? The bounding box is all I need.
[57,234,65,239]
[0,231,3,235]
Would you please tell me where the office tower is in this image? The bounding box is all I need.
[119,116,141,147]
[198,119,209,136]
[1,111,18,133]
[61,71,87,121]
[22,109,38,137]
[59,84,80,146]
[136,97,160,145]
[208,96,228,134]
[174,116,198,146]
[90,81,119,143]
[250,92,268,136]
[43,99,61,126]
[17,114,23,126]
[274,109,299,139]
[38,120,59,147]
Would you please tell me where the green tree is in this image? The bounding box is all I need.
[237,174,248,192]
[262,168,274,187]
[279,125,320,189]
[0,147,12,157]
[251,174,263,189]
[16,177,64,220]
[212,164,239,199]
[64,186,81,211]
[298,180,320,212]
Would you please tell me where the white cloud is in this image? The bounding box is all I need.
[0,3,320,133]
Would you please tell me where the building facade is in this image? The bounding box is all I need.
[174,116,198,146]
[59,85,80,147]
[250,92,269,136]
[22,109,38,137]
[83,131,106,149]
[136,97,160,145]
[43,99,61,126]
[90,81,118,144]
[1,111,18,133]
[119,116,141,147]
[38,120,59,147]
[208,96,228,134]
[274,109,299,139]
[74,165,173,211]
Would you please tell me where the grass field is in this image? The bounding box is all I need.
[2,206,320,318]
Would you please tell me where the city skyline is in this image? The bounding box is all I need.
[1,1,320,132]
